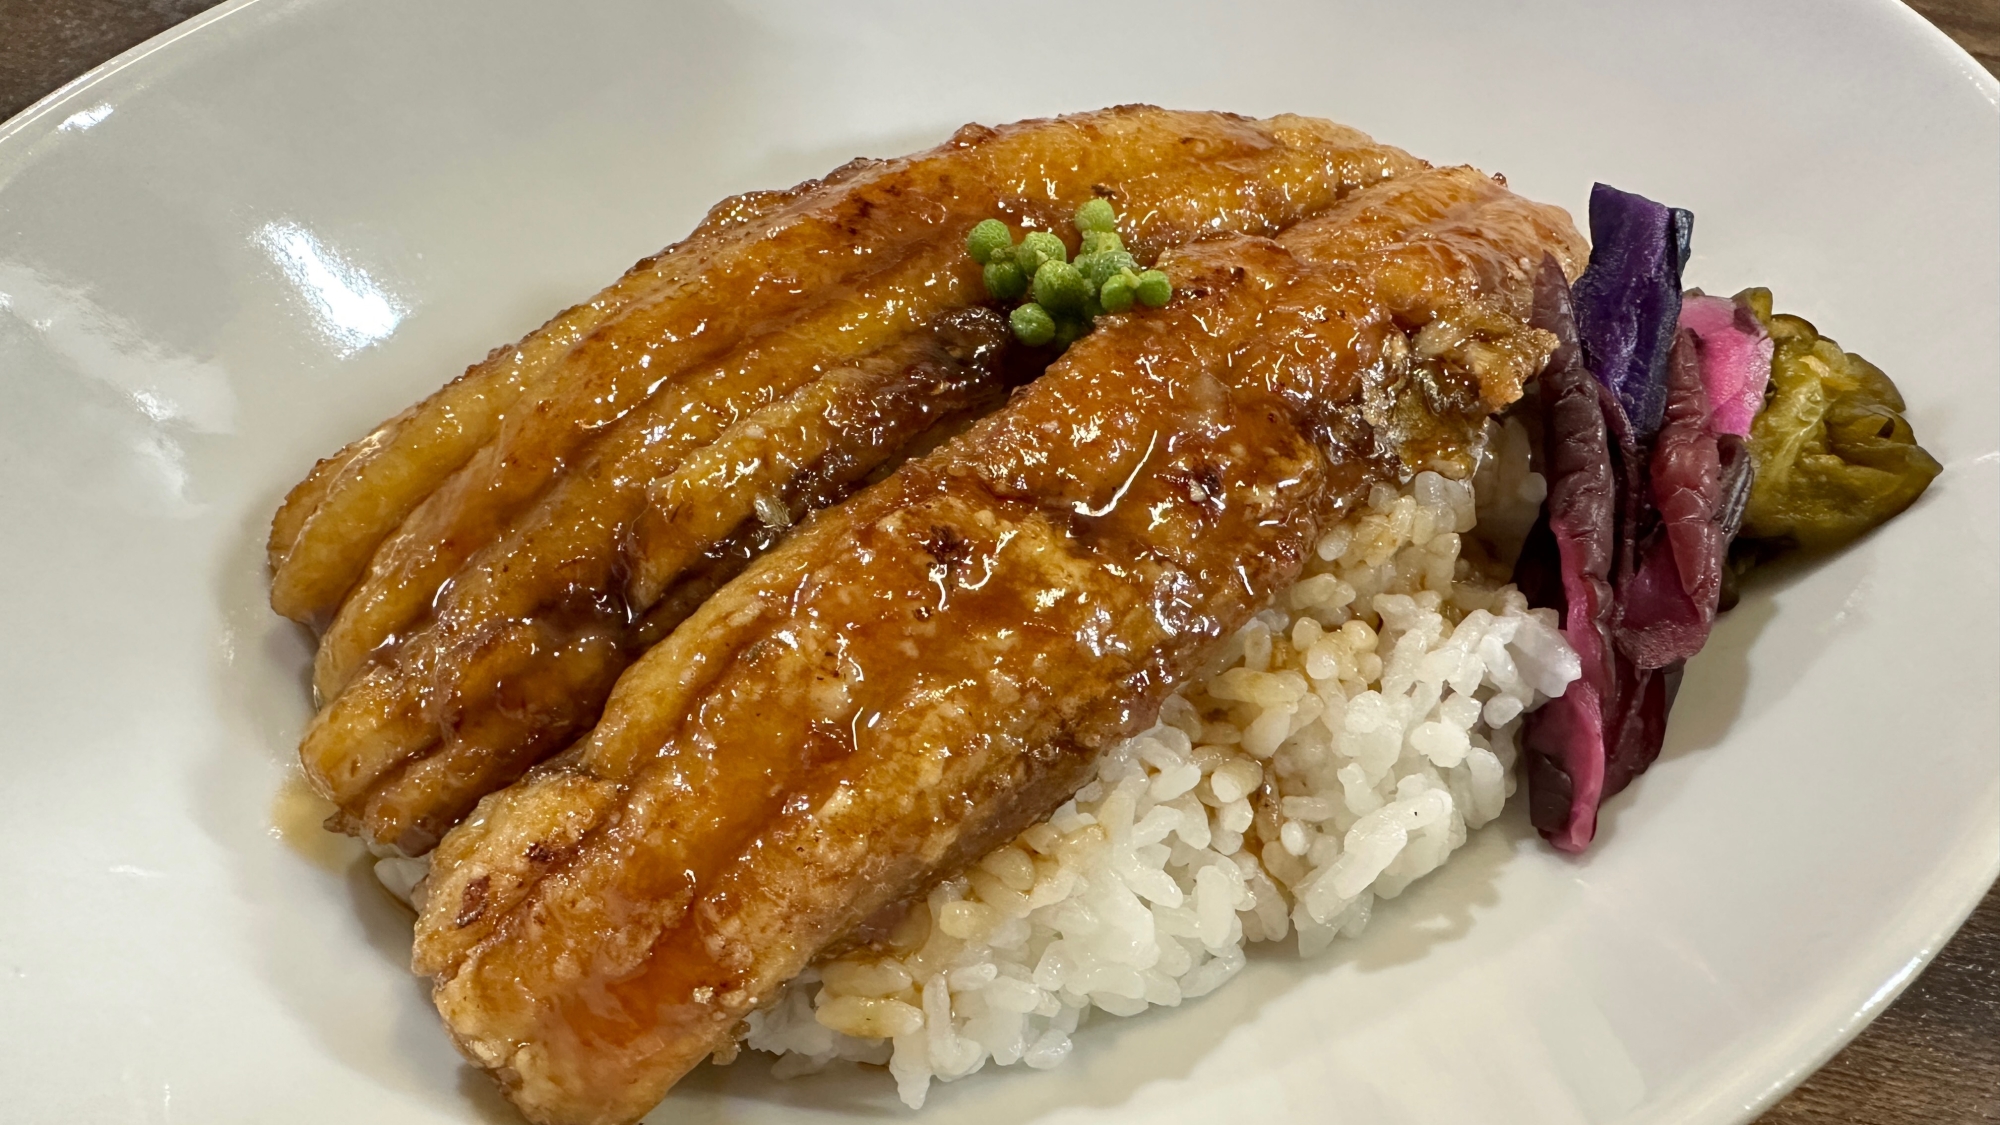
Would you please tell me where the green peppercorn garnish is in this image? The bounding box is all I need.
[1072,252,1103,288]
[1032,259,1091,313]
[1016,230,1068,276]
[1011,302,1056,346]
[966,219,1013,265]
[1073,198,1117,234]
[1098,268,1139,313]
[1076,249,1136,291]
[963,200,1161,348]
[984,258,1028,301]
[1079,230,1124,257]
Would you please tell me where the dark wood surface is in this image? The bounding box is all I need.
[1,2,1993,1122]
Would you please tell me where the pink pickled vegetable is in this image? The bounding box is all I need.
[1515,257,1619,851]
[1615,330,1725,669]
[1715,435,1753,542]
[1678,293,1773,437]
[1602,662,1678,807]
[1596,365,1672,810]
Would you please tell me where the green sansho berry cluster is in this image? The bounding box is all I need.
[965,198,1172,348]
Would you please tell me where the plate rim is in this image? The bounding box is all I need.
[0,0,266,147]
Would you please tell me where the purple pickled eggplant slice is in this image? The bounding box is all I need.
[1572,184,1692,439]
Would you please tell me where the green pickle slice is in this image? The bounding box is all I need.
[1737,288,1941,552]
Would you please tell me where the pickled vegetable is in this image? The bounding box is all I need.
[1736,289,1941,551]
[1514,256,1620,851]
[1571,184,1694,438]
[1616,330,1725,670]
[1678,292,1773,437]
[1518,236,1745,852]
[1518,190,1935,855]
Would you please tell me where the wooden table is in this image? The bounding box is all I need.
[2,2,1993,1121]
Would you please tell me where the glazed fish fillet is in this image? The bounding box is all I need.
[414,166,1582,1125]
[267,186,810,624]
[305,309,1018,853]
[295,108,1430,853]
[304,107,1423,700]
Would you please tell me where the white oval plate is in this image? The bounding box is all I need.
[1,1,1993,1122]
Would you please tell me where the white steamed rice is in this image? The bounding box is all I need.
[738,455,1578,1107]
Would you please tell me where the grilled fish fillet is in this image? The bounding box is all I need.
[305,310,1017,854]
[267,186,809,624]
[295,109,1429,853]
[414,166,1582,1125]
[305,108,1424,702]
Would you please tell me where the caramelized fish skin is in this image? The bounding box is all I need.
[302,278,1018,851]
[267,186,809,624]
[269,412,397,576]
[302,312,1014,854]
[416,169,1579,1125]
[620,326,1021,611]
[306,107,1424,700]
[1280,166,1586,329]
[299,110,1430,854]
